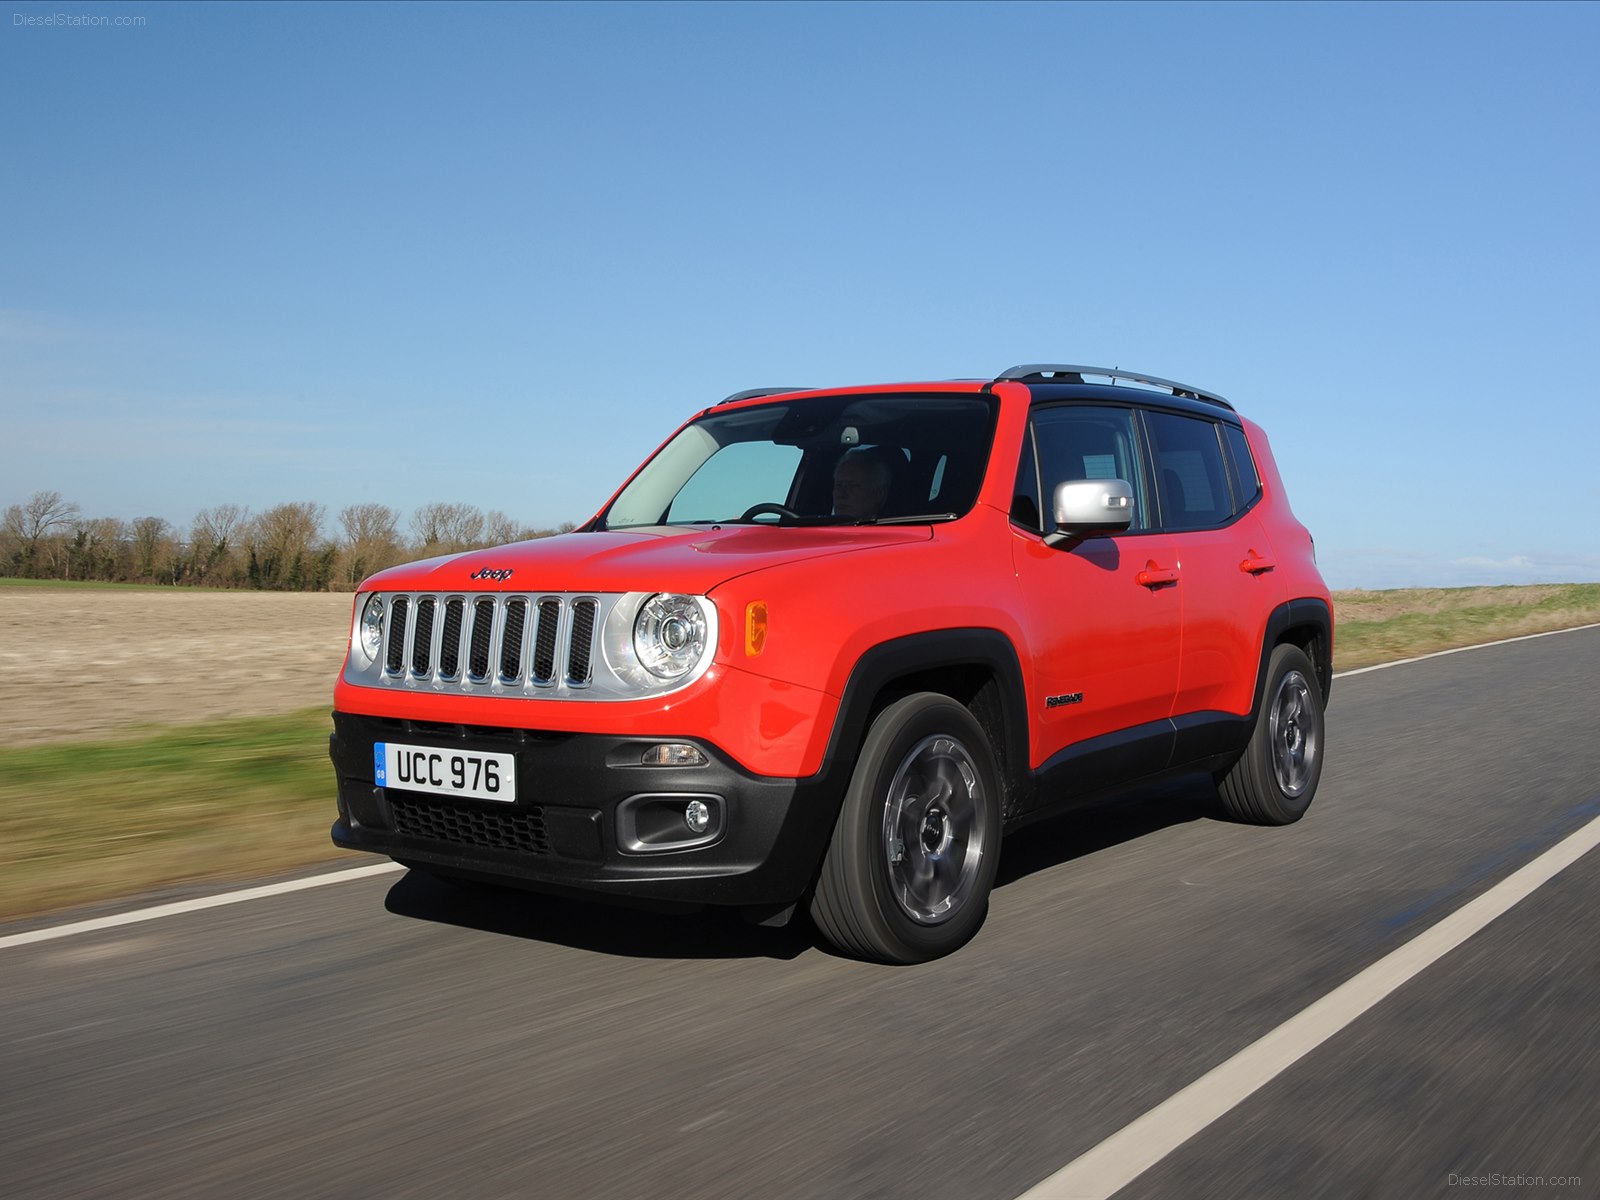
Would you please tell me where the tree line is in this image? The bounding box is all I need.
[0,490,577,590]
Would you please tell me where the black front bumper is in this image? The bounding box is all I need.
[329,711,844,910]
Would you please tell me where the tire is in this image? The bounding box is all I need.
[1217,643,1325,825]
[809,693,1002,964]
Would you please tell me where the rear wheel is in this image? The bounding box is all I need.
[810,693,1001,963]
[1217,643,1325,825]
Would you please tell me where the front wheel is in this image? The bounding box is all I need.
[809,693,1002,963]
[1216,643,1326,825]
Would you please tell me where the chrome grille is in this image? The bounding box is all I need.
[350,590,715,701]
[379,592,603,694]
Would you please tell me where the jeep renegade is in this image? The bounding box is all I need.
[330,365,1332,963]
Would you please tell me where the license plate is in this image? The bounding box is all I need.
[375,742,517,803]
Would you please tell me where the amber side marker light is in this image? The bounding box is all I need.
[745,601,768,656]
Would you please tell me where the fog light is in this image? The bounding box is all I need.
[642,743,707,767]
[684,799,711,834]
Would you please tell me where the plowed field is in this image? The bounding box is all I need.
[1,590,352,745]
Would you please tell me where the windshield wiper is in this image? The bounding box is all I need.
[848,513,959,526]
[705,512,960,528]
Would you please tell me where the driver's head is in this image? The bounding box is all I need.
[832,448,893,519]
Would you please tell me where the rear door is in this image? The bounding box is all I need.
[1144,408,1286,720]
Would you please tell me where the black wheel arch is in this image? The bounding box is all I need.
[824,629,1033,822]
[1252,597,1334,721]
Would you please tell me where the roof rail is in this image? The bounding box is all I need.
[717,387,811,406]
[994,364,1232,411]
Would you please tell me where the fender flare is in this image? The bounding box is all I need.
[820,627,1032,816]
[1250,597,1334,722]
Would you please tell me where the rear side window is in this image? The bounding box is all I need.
[1145,410,1234,531]
[1221,423,1262,510]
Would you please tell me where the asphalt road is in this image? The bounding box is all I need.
[5,629,1599,1200]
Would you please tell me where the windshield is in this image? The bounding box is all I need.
[600,393,999,530]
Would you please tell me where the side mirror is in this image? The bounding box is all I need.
[1044,478,1134,547]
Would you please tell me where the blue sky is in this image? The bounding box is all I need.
[3,0,1597,589]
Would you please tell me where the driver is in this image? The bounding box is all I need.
[832,448,893,519]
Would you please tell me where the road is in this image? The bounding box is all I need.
[4,629,1599,1199]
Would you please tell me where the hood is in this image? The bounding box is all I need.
[361,524,934,595]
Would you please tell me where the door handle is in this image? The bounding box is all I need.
[1136,562,1180,588]
[1239,550,1277,575]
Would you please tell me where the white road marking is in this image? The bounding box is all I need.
[1017,810,1600,1200]
[1332,621,1600,680]
[0,862,404,951]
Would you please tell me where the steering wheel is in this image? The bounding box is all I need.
[739,503,800,523]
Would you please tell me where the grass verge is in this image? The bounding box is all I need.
[4,584,1599,922]
[0,707,352,921]
[1331,583,1600,670]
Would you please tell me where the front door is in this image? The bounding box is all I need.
[1009,404,1182,770]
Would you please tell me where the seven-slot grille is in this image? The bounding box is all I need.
[382,593,601,690]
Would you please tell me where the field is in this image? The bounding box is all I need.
[0,586,352,745]
[1331,583,1600,669]
[2,580,1598,920]
[0,585,358,917]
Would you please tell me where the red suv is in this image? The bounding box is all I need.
[330,365,1331,962]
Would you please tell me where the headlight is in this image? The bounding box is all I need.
[633,593,709,679]
[358,594,385,662]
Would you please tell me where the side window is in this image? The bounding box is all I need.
[1221,423,1262,511]
[1029,405,1147,534]
[1145,410,1232,531]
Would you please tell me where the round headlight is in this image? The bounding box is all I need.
[633,594,708,679]
[359,594,385,662]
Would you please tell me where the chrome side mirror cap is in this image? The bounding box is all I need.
[1045,478,1134,546]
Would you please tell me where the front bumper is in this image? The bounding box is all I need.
[328,711,844,909]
